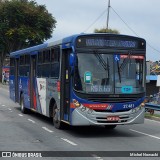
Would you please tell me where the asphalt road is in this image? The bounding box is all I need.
[0,84,160,160]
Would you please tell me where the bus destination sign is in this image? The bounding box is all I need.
[76,37,138,49]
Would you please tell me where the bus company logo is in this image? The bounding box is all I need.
[106,104,114,110]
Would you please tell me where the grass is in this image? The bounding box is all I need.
[145,112,160,119]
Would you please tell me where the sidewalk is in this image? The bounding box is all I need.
[0,83,9,90]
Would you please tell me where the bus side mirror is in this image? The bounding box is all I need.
[69,53,75,66]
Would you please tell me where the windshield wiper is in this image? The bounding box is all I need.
[94,54,108,70]
[116,53,131,83]
[117,61,121,83]
[120,53,131,71]
[94,52,110,84]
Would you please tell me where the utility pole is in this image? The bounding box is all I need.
[106,0,110,30]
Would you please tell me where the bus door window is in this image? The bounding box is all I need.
[30,55,37,109]
[15,58,19,103]
[61,49,71,121]
[51,47,60,78]
[10,58,16,101]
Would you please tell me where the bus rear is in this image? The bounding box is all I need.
[68,34,146,128]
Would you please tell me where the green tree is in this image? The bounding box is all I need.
[0,0,56,81]
[94,27,120,34]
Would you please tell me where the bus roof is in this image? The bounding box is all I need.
[10,33,145,57]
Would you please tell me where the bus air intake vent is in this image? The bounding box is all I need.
[87,97,138,103]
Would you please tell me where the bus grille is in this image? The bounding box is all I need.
[86,97,138,103]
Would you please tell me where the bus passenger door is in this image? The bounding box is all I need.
[30,55,37,110]
[15,58,19,103]
[61,50,71,122]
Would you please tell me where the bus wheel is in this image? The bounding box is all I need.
[53,103,63,129]
[105,125,117,129]
[20,96,27,114]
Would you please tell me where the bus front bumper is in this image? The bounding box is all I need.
[71,107,145,126]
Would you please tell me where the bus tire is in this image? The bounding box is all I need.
[20,96,27,114]
[53,103,63,129]
[105,125,117,129]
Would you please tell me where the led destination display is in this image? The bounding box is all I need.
[76,36,145,49]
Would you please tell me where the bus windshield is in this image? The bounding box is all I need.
[115,54,145,94]
[74,53,145,94]
[74,53,114,94]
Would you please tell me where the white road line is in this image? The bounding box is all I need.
[61,138,77,146]
[2,105,5,107]
[130,129,160,140]
[8,108,12,111]
[18,114,23,117]
[42,127,53,133]
[92,154,103,160]
[145,118,160,124]
[28,119,35,124]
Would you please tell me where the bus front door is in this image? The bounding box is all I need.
[60,50,71,123]
[15,58,19,103]
[30,55,37,110]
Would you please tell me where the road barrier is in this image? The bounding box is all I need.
[145,103,160,115]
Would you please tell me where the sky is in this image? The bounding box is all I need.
[35,0,160,61]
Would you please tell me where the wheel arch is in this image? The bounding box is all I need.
[19,91,23,104]
[49,98,56,118]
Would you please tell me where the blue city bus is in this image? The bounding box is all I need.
[9,33,146,129]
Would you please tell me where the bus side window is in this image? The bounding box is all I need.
[44,50,50,63]
[10,58,15,75]
[38,51,43,63]
[50,47,60,78]
[19,55,30,77]
[37,50,51,78]
[51,62,60,78]
[51,49,54,62]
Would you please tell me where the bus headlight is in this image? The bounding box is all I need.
[132,106,141,113]
[87,108,93,114]
[81,106,87,112]
[73,99,81,108]
[140,102,145,107]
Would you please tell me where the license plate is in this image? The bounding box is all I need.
[107,116,119,121]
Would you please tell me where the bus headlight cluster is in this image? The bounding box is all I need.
[81,106,87,112]
[73,99,81,108]
[132,106,141,113]
[140,102,145,107]
[87,108,93,114]
[72,99,94,114]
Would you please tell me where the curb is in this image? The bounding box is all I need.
[145,115,160,122]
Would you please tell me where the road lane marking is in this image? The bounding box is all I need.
[28,119,35,124]
[8,108,12,111]
[61,138,77,146]
[92,154,103,160]
[18,114,23,117]
[130,129,160,140]
[2,105,5,107]
[42,127,53,133]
